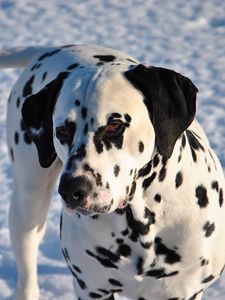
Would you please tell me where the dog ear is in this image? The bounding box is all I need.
[22,72,69,168]
[125,64,198,159]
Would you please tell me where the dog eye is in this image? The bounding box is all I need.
[56,126,69,143]
[105,120,123,135]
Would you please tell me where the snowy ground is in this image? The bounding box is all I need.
[0,0,225,299]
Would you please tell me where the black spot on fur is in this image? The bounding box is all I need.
[71,264,81,274]
[126,58,137,63]
[141,241,152,249]
[57,119,76,147]
[153,154,160,168]
[138,160,152,178]
[38,49,61,61]
[14,132,19,144]
[186,130,204,150]
[158,165,167,182]
[211,181,219,192]
[196,185,209,208]
[67,63,79,70]
[81,106,87,119]
[83,163,95,175]
[16,97,20,108]
[23,75,35,97]
[116,238,123,244]
[89,292,102,298]
[154,193,161,203]
[125,207,139,242]
[86,249,118,269]
[124,114,131,123]
[97,288,110,295]
[96,247,119,263]
[117,244,131,257]
[121,228,129,236]
[42,72,47,81]
[67,264,86,289]
[200,257,209,266]
[203,221,215,237]
[142,172,157,190]
[219,188,224,207]
[202,274,214,284]
[139,141,144,153]
[83,123,88,135]
[178,152,182,163]
[154,237,181,264]
[76,280,86,290]
[190,147,197,162]
[186,130,204,162]
[10,147,14,162]
[145,268,179,278]
[93,55,116,62]
[114,165,120,177]
[95,173,102,187]
[61,248,70,263]
[175,171,183,188]
[75,99,81,106]
[31,63,41,71]
[108,278,123,287]
[182,134,186,148]
[109,288,123,294]
[136,256,144,275]
[126,186,129,195]
[128,181,136,201]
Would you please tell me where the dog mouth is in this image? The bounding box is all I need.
[61,197,128,216]
[61,197,94,216]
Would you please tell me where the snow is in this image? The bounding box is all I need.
[0,0,225,299]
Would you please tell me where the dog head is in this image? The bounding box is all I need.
[22,63,197,216]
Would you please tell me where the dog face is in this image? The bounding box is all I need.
[22,64,197,216]
[54,68,155,215]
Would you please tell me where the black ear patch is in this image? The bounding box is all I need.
[125,64,198,158]
[22,72,70,168]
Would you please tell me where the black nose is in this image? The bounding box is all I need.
[58,174,92,208]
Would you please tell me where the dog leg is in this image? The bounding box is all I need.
[9,159,62,300]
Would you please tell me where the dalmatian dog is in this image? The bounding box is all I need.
[1,45,225,300]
